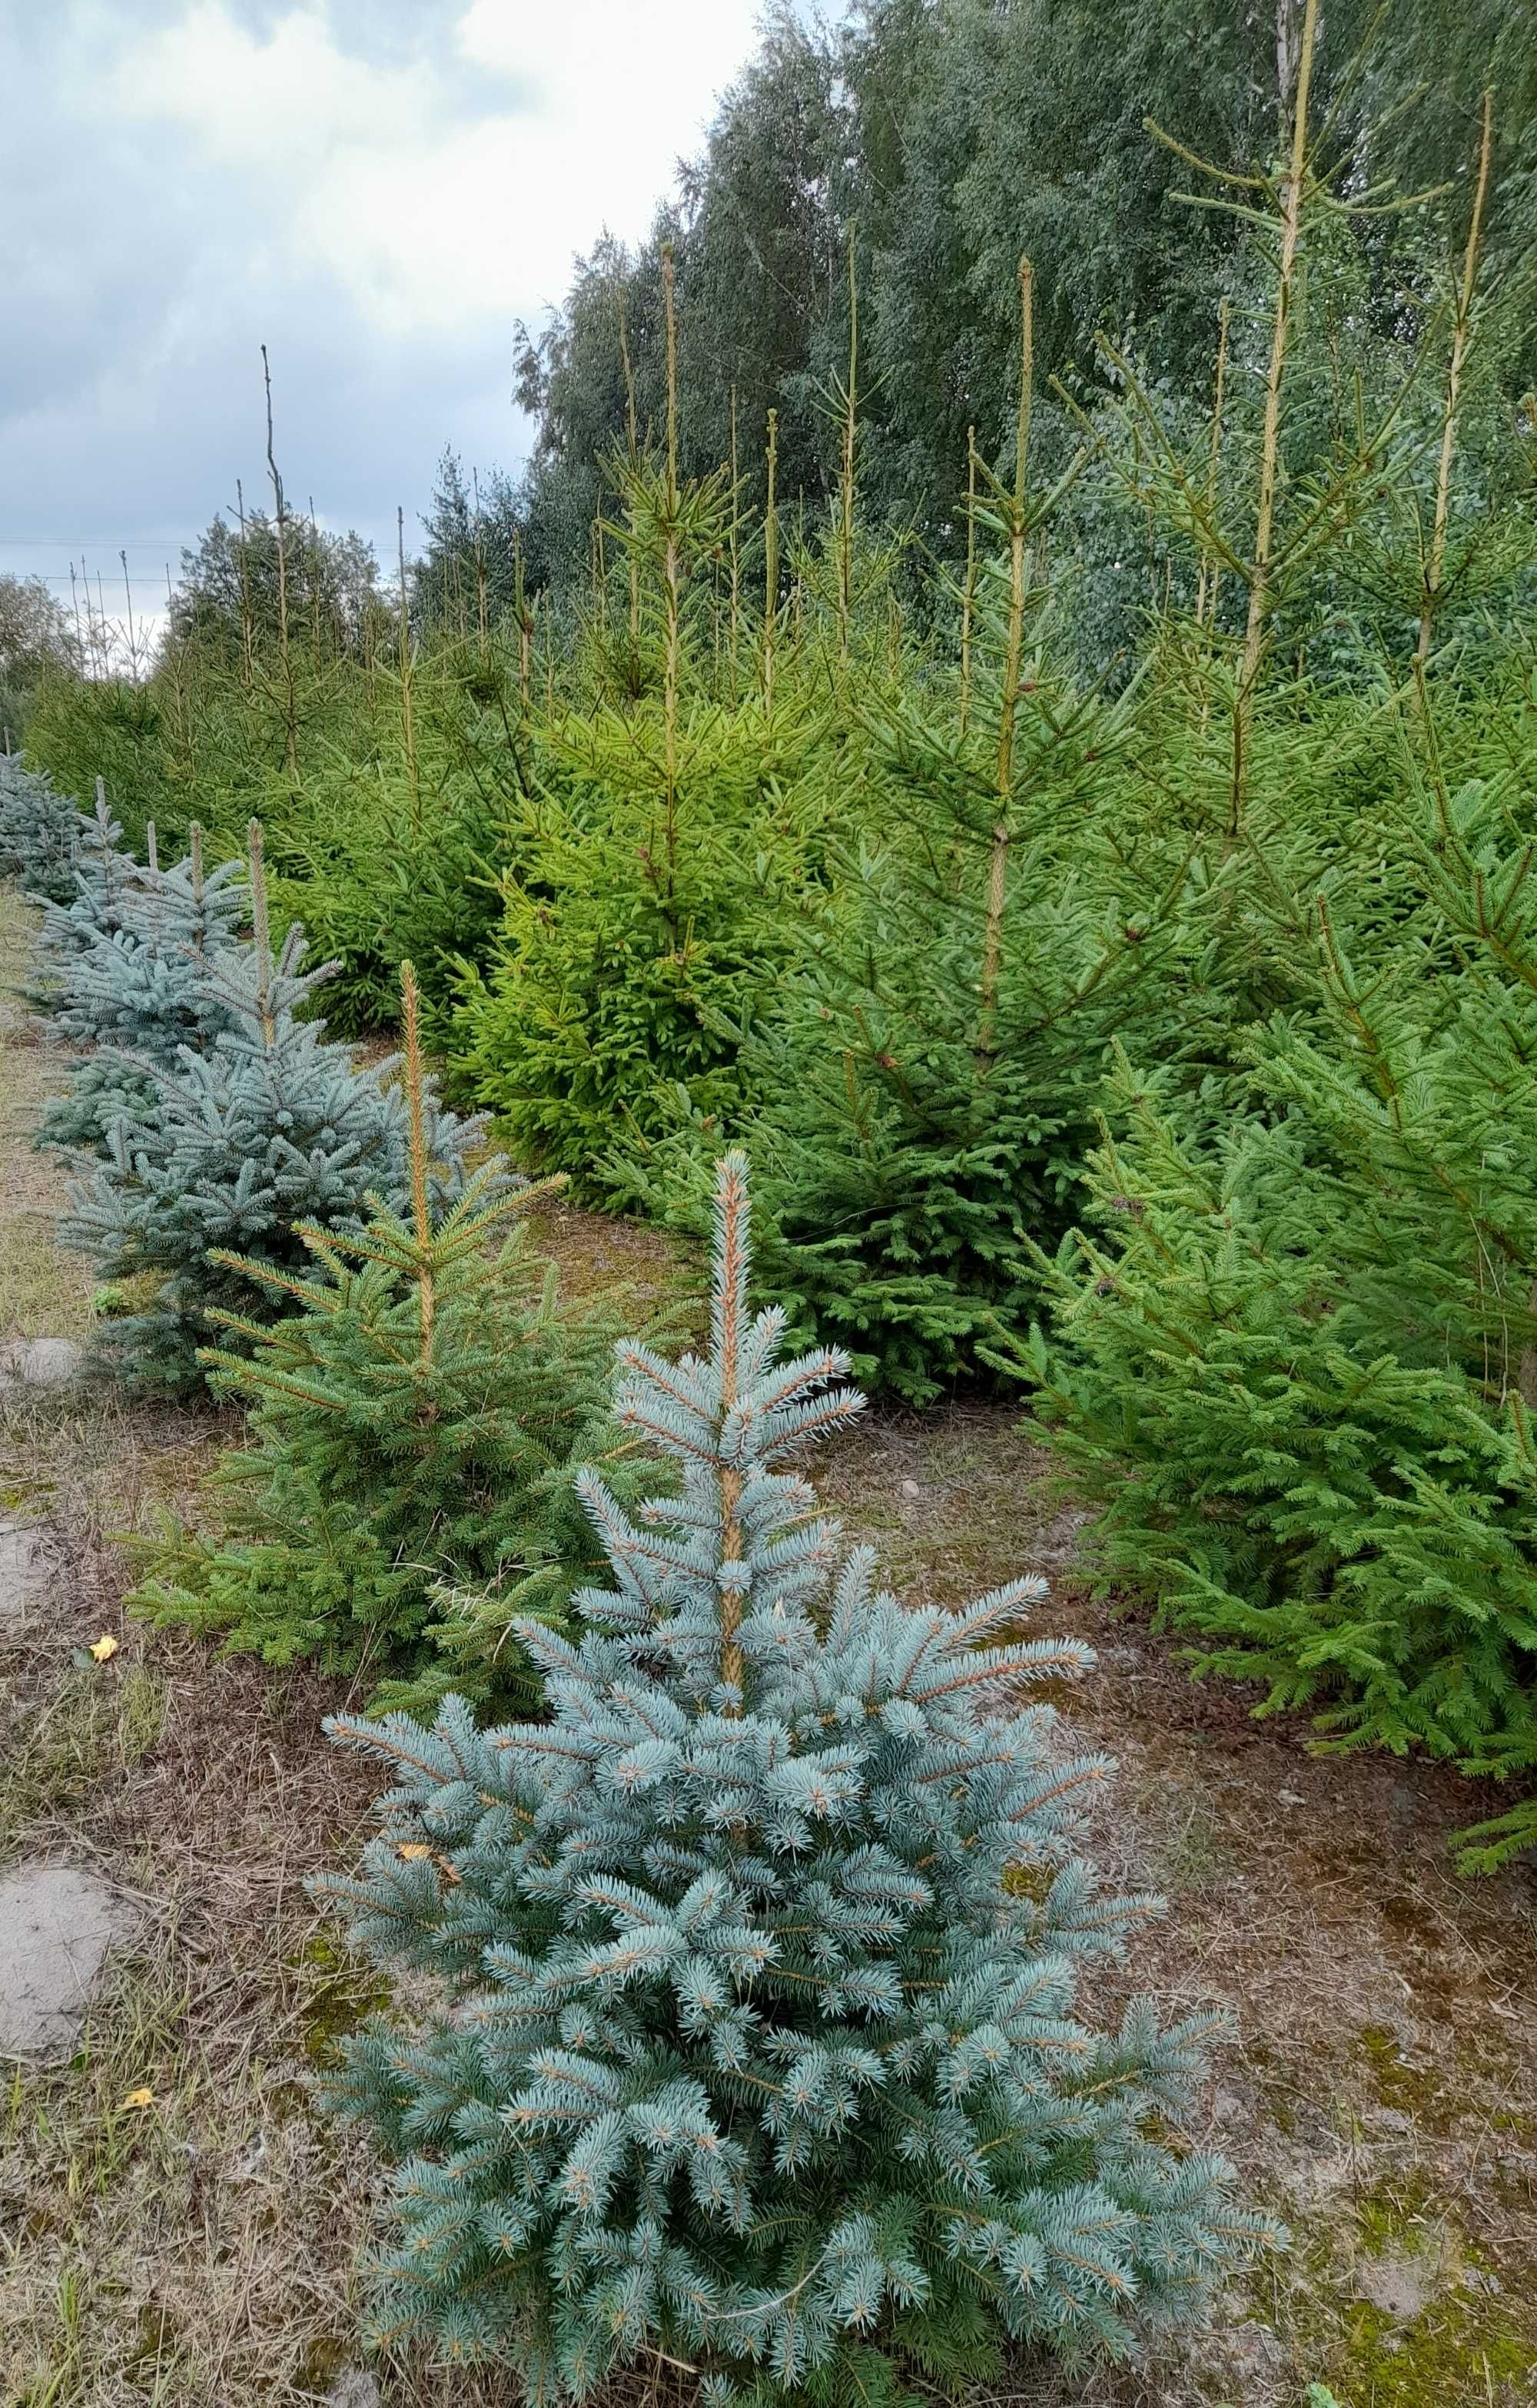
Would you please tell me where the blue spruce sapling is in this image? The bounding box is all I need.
[314,1153,1277,2396]
[62,822,487,1389]
[38,821,247,1154]
[0,752,78,904]
[35,778,144,979]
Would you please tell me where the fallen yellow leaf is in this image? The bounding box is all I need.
[120,2087,154,2110]
[397,1842,433,1861]
[89,1634,120,1663]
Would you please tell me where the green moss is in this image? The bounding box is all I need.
[1350,2168,1436,2254]
[1357,2022,1442,2118]
[293,2335,349,2392]
[294,1932,390,2061]
[1332,2289,1535,2406]
[1287,2177,1537,2408]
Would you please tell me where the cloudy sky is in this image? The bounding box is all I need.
[2,0,773,635]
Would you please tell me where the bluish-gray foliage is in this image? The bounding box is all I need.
[0,751,78,904]
[35,784,143,979]
[38,835,247,1154]
[62,913,486,1390]
[313,1153,1276,2400]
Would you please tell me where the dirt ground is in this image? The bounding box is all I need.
[2,881,1535,2408]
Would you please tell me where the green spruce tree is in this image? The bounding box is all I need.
[129,963,632,1711]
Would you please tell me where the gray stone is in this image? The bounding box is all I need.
[899,1479,921,1498]
[327,2373,382,2408]
[0,1523,49,1624]
[0,1864,138,2061]
[1356,2245,1435,2322]
[0,1335,86,1391]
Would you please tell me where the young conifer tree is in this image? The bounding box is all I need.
[0,753,78,904]
[1007,41,1537,1869]
[1019,716,1537,1872]
[63,825,486,1389]
[621,264,1176,1405]
[38,824,246,1154]
[36,779,143,973]
[313,1154,1276,2393]
[451,257,826,1192]
[129,964,627,1712]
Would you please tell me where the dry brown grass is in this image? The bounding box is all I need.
[0,885,95,1340]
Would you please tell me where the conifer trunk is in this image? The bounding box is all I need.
[837,231,858,667]
[959,425,978,737]
[397,506,420,832]
[400,960,435,1367]
[261,347,301,789]
[762,410,778,712]
[1195,300,1230,634]
[728,384,741,704]
[977,258,1033,1075]
[1232,0,1317,837]
[661,249,682,894]
[1419,92,1494,665]
[715,1156,746,1708]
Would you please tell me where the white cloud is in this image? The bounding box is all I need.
[0,0,768,600]
[102,0,761,333]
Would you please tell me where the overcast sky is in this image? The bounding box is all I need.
[2,0,772,632]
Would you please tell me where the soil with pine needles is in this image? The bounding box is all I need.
[2,881,1535,2408]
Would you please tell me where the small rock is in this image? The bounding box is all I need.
[1356,2245,1435,2322]
[0,1523,49,1624]
[1277,1789,1306,1807]
[900,1478,920,1498]
[0,1335,86,1391]
[0,1864,138,2061]
[327,2372,382,2408]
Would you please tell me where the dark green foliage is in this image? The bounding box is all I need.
[266,765,516,1039]
[21,678,173,857]
[15,3,1537,1874]
[450,403,835,1191]
[1018,738,1537,1863]
[311,1157,1278,2393]
[128,1155,627,1715]
[450,760,818,1193]
[623,896,1114,1406]
[510,0,1537,595]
